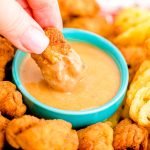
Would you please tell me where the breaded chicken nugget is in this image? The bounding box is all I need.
[64,15,112,37]
[78,122,113,150]
[0,36,14,81]
[148,136,150,150]
[58,0,99,21]
[0,81,26,117]
[32,28,84,92]
[113,119,148,150]
[0,114,9,150]
[6,115,79,150]
[118,46,147,81]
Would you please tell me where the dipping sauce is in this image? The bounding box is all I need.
[20,42,120,110]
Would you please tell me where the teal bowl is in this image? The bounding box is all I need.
[12,29,128,128]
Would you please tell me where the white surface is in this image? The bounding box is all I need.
[97,0,150,13]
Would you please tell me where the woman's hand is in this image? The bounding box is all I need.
[0,0,62,54]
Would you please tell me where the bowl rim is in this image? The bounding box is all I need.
[12,28,129,115]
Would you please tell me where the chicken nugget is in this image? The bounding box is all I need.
[0,36,14,81]
[118,46,147,81]
[32,27,84,92]
[113,119,148,150]
[0,81,26,117]
[78,122,113,150]
[144,38,150,58]
[148,136,150,150]
[64,15,112,37]
[0,114,9,150]
[114,7,150,35]
[58,0,99,21]
[6,115,79,150]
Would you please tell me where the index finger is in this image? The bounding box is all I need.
[27,0,63,30]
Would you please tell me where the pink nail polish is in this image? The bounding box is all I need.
[20,27,49,54]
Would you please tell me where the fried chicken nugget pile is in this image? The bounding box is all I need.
[78,122,114,150]
[6,115,79,150]
[58,0,112,37]
[119,46,147,81]
[32,28,84,92]
[0,81,26,117]
[0,114,9,150]
[58,0,99,21]
[113,119,148,150]
[64,15,112,37]
[0,36,14,81]
[123,60,150,127]
[112,7,150,81]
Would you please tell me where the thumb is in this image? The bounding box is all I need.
[0,0,49,54]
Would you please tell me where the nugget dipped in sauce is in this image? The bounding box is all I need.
[32,28,84,92]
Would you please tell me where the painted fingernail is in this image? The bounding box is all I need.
[20,27,49,54]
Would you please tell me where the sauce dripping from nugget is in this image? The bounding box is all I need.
[31,28,84,92]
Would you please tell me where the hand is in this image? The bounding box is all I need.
[0,0,62,54]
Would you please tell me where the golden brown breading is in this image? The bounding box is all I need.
[6,115,79,150]
[58,0,99,21]
[148,136,150,150]
[113,119,148,150]
[0,114,9,150]
[0,81,26,117]
[32,28,84,92]
[0,36,14,81]
[78,122,113,150]
[118,46,147,82]
[64,15,112,37]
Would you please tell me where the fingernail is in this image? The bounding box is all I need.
[20,27,49,54]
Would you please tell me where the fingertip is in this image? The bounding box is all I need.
[20,27,49,54]
[27,0,63,30]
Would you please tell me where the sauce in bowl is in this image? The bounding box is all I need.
[20,42,120,110]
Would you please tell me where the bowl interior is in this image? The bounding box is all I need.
[12,28,128,115]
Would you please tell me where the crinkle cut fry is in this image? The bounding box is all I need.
[129,86,150,127]
[126,60,150,106]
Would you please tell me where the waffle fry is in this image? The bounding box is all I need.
[129,86,150,127]
[114,7,150,35]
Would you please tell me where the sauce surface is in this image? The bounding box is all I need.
[20,42,120,110]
